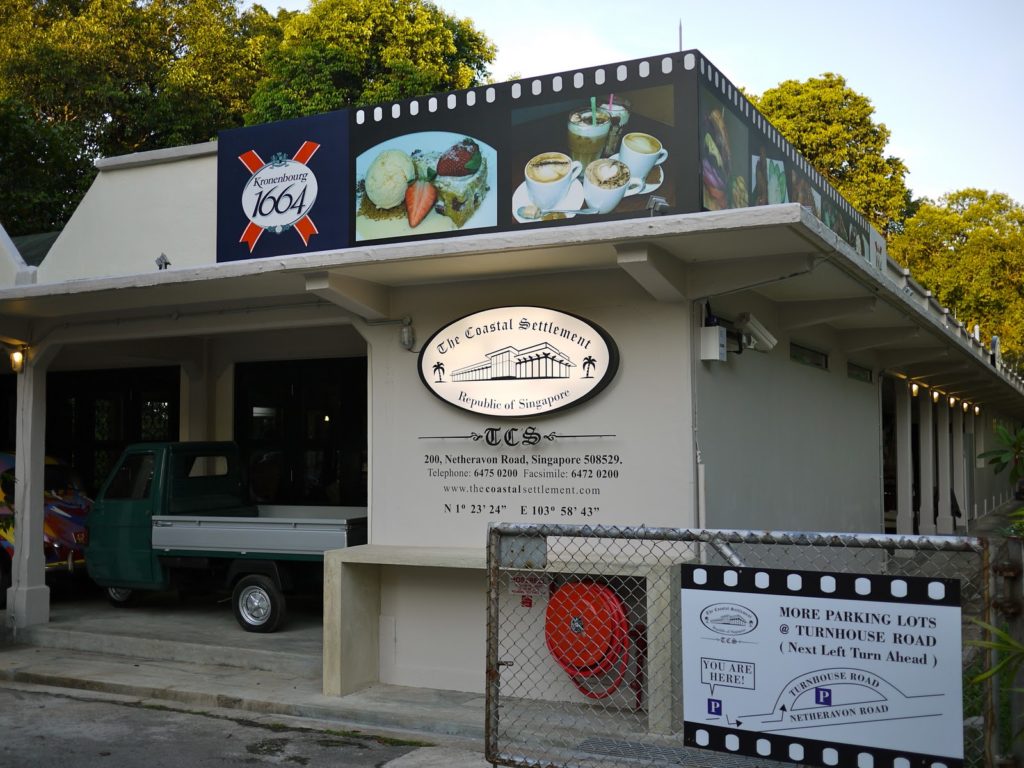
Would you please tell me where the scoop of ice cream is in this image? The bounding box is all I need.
[364,149,415,209]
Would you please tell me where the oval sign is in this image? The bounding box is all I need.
[699,603,759,636]
[418,306,619,417]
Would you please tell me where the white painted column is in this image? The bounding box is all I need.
[952,406,965,530]
[936,402,953,534]
[895,383,914,535]
[966,410,977,519]
[918,395,935,535]
[6,344,60,628]
[180,343,210,442]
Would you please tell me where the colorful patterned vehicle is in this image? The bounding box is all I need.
[0,453,92,607]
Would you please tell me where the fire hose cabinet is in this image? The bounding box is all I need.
[499,561,684,734]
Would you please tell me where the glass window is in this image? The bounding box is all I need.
[104,453,155,500]
[790,343,829,371]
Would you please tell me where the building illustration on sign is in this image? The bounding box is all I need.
[681,565,964,767]
[448,343,578,382]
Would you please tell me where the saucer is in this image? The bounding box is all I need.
[512,180,585,223]
[610,153,664,195]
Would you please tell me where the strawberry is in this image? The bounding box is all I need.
[436,138,481,177]
[405,178,437,227]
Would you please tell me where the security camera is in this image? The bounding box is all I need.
[735,313,777,352]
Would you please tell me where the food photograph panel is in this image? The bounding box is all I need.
[354,131,498,242]
[508,84,677,225]
[699,86,751,212]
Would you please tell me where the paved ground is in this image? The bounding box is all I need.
[0,685,425,767]
[2,506,1020,768]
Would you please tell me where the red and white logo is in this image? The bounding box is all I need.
[238,141,320,252]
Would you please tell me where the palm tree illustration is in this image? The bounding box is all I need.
[582,356,597,378]
[433,361,445,382]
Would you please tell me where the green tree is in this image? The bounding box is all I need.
[889,189,1024,362]
[750,73,911,235]
[0,0,285,235]
[246,0,495,123]
[0,97,93,235]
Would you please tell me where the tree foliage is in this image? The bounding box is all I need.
[0,97,94,234]
[889,189,1024,362]
[750,73,911,235]
[246,0,496,123]
[0,0,285,236]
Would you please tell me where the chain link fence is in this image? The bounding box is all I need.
[486,524,1013,768]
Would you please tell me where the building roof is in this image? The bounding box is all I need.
[11,232,61,267]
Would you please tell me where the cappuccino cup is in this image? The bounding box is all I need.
[524,152,582,210]
[583,158,643,214]
[619,132,668,188]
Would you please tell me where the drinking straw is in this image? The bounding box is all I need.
[590,96,597,126]
[608,93,614,109]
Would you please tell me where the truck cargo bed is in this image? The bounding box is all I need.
[152,515,367,557]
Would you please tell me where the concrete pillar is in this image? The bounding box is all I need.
[952,407,965,530]
[919,395,935,535]
[895,383,914,535]
[966,410,977,519]
[181,356,210,442]
[936,402,953,535]
[6,344,60,628]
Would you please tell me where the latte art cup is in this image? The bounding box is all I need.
[583,158,643,214]
[619,132,668,187]
[524,152,582,211]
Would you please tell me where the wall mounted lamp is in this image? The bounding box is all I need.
[399,317,415,351]
[974,405,982,416]
[932,390,940,403]
[962,401,970,412]
[9,347,25,374]
[948,396,957,408]
[910,383,919,397]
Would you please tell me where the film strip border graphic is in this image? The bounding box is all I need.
[684,723,960,768]
[682,564,962,768]
[681,564,961,608]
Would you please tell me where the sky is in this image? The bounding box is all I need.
[260,0,1024,204]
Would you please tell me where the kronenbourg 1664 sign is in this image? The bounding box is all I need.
[238,142,320,252]
[418,306,619,417]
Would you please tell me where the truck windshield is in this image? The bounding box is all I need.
[105,453,155,500]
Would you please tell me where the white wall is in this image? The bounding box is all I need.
[38,148,218,283]
[971,411,1019,516]
[366,270,696,549]
[0,224,31,288]
[695,292,882,533]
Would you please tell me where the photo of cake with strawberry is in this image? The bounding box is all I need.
[355,132,496,241]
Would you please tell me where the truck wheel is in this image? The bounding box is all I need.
[106,587,136,607]
[232,574,286,633]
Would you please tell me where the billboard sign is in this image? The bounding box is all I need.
[216,51,883,268]
[681,564,963,767]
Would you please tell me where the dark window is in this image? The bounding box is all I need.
[44,367,180,496]
[790,343,829,371]
[104,452,155,500]
[847,361,873,383]
[234,358,367,507]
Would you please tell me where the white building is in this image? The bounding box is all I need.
[2,52,1020,700]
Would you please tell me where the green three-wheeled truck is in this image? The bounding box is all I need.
[85,441,366,632]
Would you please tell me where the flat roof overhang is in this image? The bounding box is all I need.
[0,204,1021,416]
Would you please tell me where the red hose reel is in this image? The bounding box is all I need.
[544,581,644,702]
